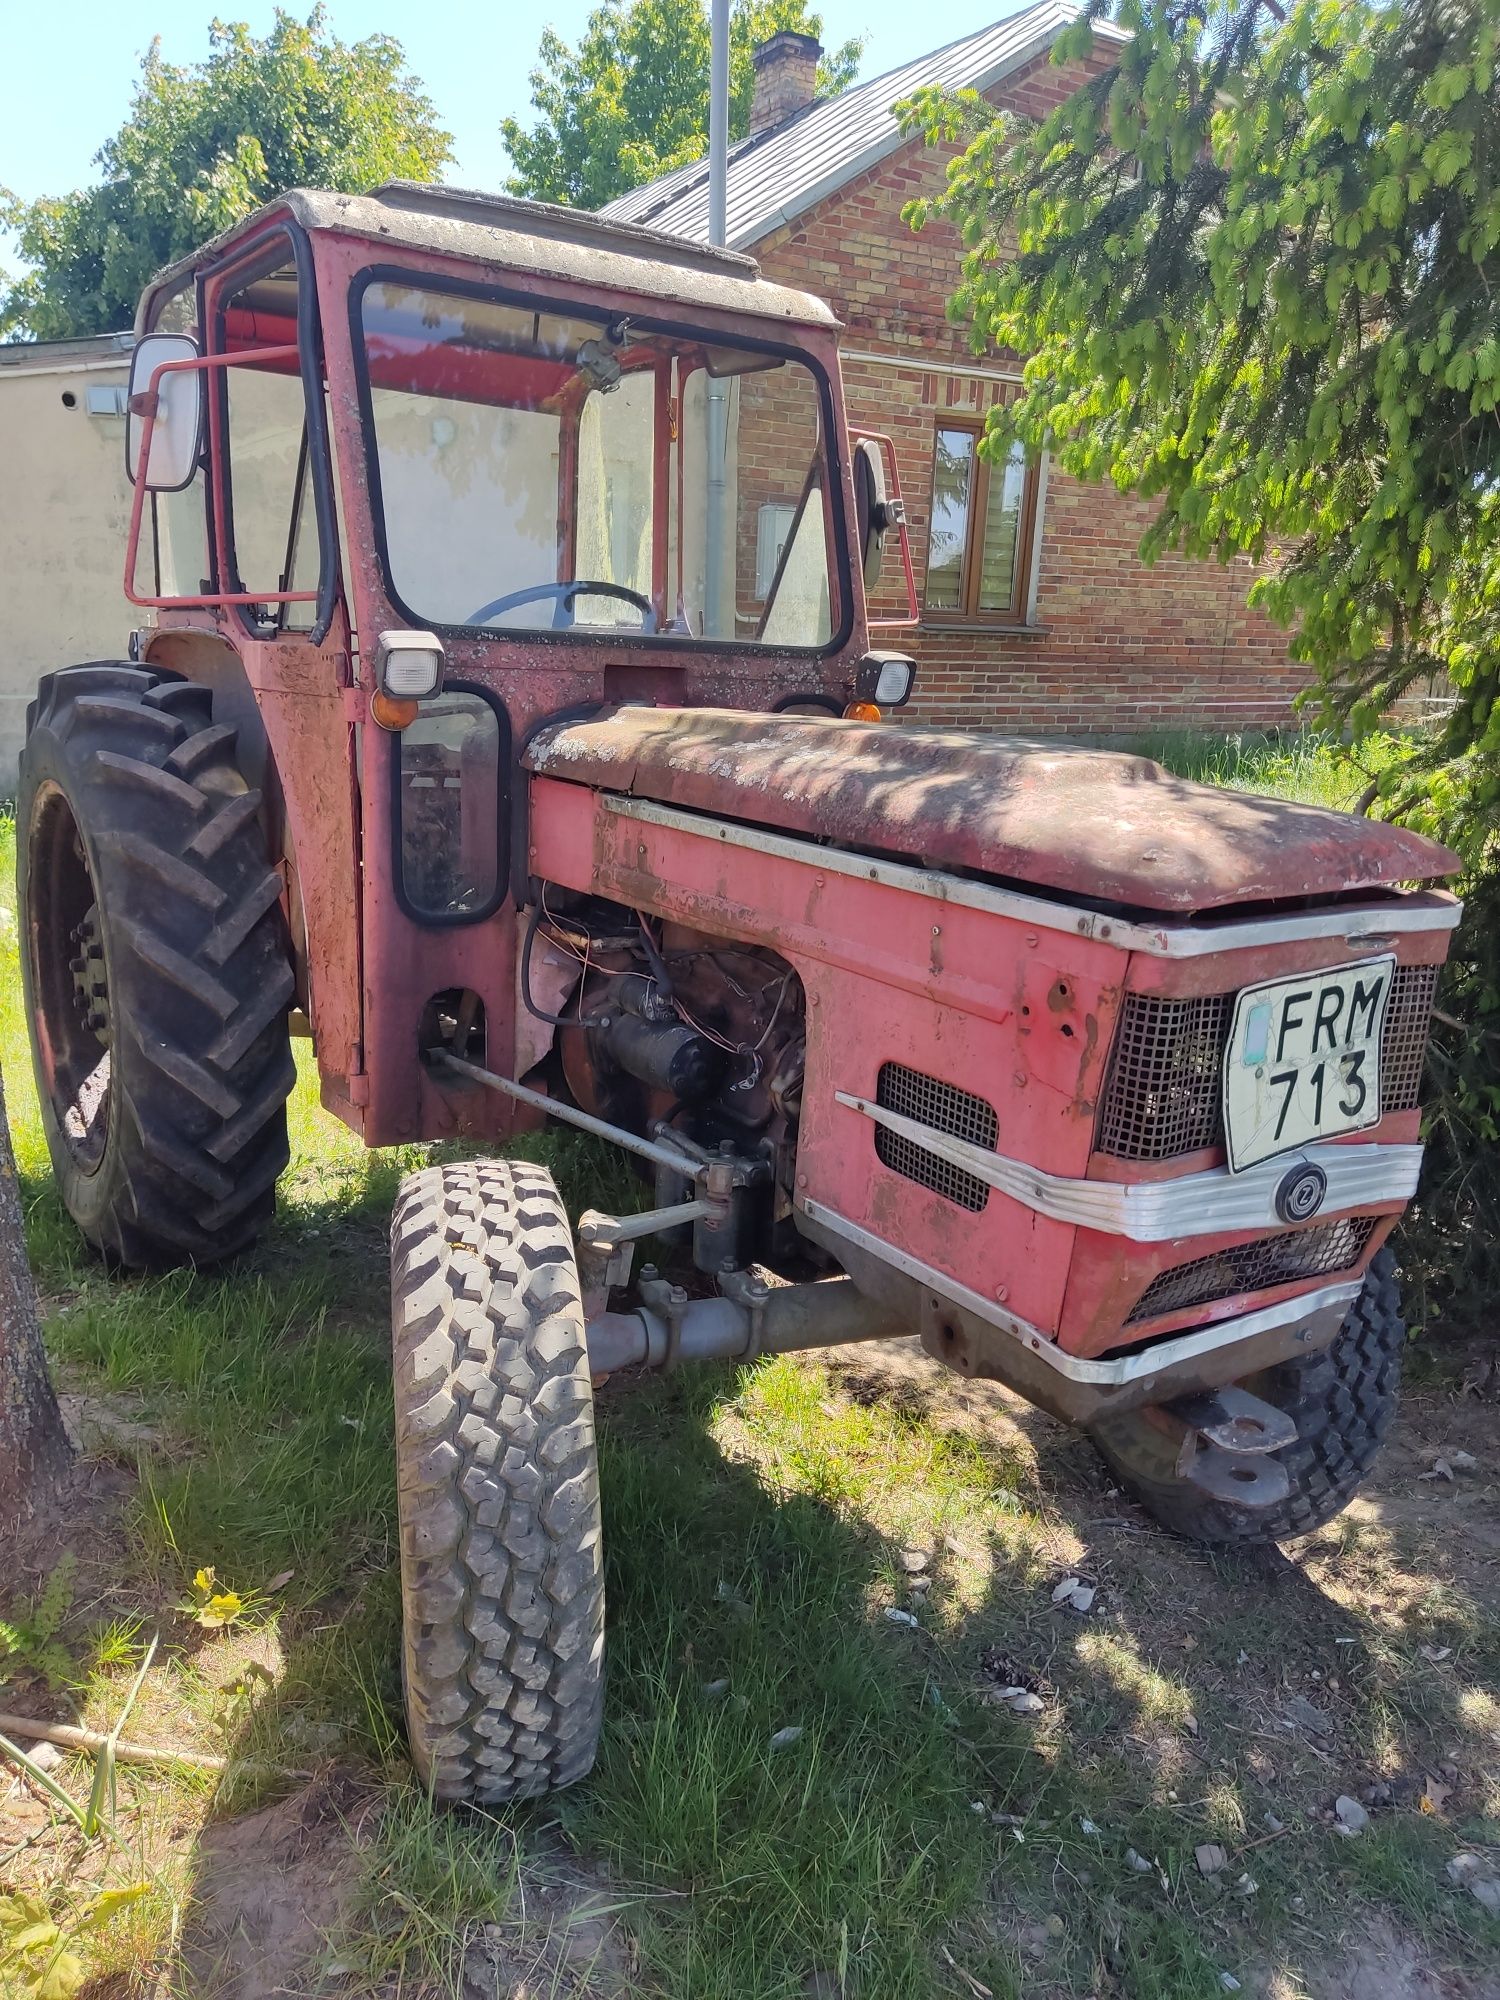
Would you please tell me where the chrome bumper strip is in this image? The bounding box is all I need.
[800,1197,1362,1389]
[836,1090,1420,1241]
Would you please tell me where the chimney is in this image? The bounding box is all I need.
[748,31,822,135]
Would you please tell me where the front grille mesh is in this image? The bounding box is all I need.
[1125,1215,1379,1326]
[874,1061,997,1213]
[1097,993,1232,1159]
[1381,963,1439,1108]
[1099,964,1439,1162]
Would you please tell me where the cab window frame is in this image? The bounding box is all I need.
[203,221,341,644]
[347,261,854,658]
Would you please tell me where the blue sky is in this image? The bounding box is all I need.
[3,0,1030,206]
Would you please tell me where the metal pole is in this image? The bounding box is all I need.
[707,0,729,247]
[702,0,731,632]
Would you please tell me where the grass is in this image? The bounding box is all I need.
[2,737,1497,1998]
[1123,725,1412,809]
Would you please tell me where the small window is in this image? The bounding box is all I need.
[924,420,1039,624]
[397,692,503,921]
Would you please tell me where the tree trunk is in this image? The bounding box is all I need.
[0,1061,72,1527]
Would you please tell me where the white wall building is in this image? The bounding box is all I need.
[0,332,136,792]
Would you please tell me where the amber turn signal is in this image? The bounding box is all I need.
[842,700,882,721]
[371,690,420,731]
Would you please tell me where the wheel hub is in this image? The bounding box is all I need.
[68,905,110,1047]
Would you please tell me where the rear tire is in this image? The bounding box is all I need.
[391,1158,605,1803]
[1089,1252,1405,1545]
[17,664,294,1269]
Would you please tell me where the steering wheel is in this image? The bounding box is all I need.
[466,580,657,632]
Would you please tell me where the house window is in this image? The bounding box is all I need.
[924,419,1038,623]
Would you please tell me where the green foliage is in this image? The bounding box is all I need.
[0,1554,77,1690]
[901,0,1500,1329]
[0,8,451,341]
[502,0,863,207]
[0,1886,151,1999]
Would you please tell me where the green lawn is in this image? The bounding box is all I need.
[1,735,1495,2000]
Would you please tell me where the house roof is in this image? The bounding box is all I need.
[601,0,1128,249]
[0,331,134,370]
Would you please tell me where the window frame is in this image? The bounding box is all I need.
[346,262,854,659]
[921,414,1041,628]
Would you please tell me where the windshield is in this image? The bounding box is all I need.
[358,278,842,649]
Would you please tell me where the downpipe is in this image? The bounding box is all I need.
[588,1274,908,1373]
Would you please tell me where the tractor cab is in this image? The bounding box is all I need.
[120,182,911,1144]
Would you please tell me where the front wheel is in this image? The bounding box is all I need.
[390,1159,605,1803]
[1089,1251,1405,1545]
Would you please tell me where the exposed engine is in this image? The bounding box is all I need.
[526,890,806,1262]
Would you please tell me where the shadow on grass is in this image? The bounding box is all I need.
[165,1338,1499,2000]
[8,1143,1497,1998]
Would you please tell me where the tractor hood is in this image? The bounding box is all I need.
[524,708,1459,916]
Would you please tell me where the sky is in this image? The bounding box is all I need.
[2,0,1032,208]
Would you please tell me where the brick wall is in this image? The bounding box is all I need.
[750,46,1306,735]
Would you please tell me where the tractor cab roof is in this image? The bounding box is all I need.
[138,180,841,335]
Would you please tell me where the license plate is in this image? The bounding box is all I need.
[1222,956,1394,1172]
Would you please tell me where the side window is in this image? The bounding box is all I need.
[154,483,211,598]
[397,692,504,921]
[222,260,321,629]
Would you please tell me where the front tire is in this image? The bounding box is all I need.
[1089,1251,1405,1545]
[391,1159,605,1804]
[17,664,294,1269]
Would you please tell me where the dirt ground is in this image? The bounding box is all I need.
[820,1335,1500,2000]
[3,1338,1496,1999]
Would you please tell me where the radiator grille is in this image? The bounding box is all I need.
[1124,1215,1378,1326]
[874,1062,998,1213]
[1099,967,1438,1163]
[1381,963,1439,1109]
[1096,993,1232,1159]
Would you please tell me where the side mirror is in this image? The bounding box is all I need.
[853,437,904,592]
[126,333,203,490]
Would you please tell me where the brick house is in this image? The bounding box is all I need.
[604,0,1301,734]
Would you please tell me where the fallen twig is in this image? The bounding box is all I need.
[0,1710,309,1781]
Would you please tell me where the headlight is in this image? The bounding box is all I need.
[376,630,445,699]
[855,652,916,709]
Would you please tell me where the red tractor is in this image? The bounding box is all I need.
[17,184,1458,1805]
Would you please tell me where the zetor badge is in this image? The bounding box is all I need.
[1223,956,1395,1172]
[14,181,1462,1809]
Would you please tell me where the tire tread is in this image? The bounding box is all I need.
[391,1159,605,1806]
[1092,1251,1405,1545]
[17,663,292,1269]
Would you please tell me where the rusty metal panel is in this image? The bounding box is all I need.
[525,707,1459,915]
[527,770,1128,1333]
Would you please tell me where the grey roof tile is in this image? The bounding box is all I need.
[601,0,1125,247]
